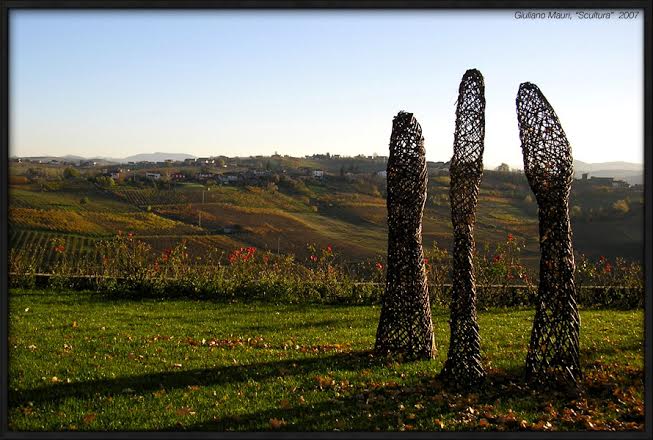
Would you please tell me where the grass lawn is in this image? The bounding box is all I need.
[8,289,644,432]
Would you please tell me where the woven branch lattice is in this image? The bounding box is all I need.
[441,69,486,387]
[375,111,436,360]
[517,82,580,387]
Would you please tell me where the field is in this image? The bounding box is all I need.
[8,289,644,432]
[7,169,645,273]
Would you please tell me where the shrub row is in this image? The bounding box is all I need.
[9,233,644,309]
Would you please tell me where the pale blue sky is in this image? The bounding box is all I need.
[10,10,644,167]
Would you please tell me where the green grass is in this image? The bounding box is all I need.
[8,289,644,432]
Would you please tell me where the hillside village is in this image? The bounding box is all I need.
[9,153,640,190]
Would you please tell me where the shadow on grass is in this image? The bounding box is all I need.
[10,349,644,432]
[9,350,381,408]
[158,364,645,432]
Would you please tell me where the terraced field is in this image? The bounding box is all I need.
[9,229,101,272]
[8,169,644,272]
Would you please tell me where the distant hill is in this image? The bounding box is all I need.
[62,155,87,162]
[121,152,196,163]
[574,160,643,172]
[18,155,118,166]
[574,160,643,185]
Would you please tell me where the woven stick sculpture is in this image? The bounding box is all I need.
[441,69,486,387]
[516,82,580,387]
[375,111,436,360]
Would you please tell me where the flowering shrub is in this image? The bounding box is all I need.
[9,246,38,289]
[7,232,644,308]
[48,237,71,290]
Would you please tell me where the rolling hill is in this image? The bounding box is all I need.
[7,161,644,274]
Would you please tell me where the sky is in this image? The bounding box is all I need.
[10,9,644,168]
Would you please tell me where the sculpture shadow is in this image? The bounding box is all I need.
[158,364,638,432]
[9,350,382,408]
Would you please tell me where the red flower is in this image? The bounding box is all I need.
[599,255,606,262]
[127,232,134,238]
[423,258,429,265]
[310,255,318,262]
[604,263,612,273]
[263,255,270,264]
[375,262,384,271]
[326,244,333,254]
[507,233,514,242]
[228,249,241,264]
[493,254,502,263]
[54,245,65,253]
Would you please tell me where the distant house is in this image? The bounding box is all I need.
[146,172,161,180]
[196,157,215,165]
[495,163,511,173]
[589,176,614,185]
[312,170,324,178]
[612,180,629,188]
[171,173,185,180]
[197,172,215,181]
[183,158,196,165]
[224,174,239,183]
[109,172,120,180]
[375,170,387,178]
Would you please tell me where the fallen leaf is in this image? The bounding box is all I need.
[176,407,196,416]
[269,418,287,429]
[280,399,291,409]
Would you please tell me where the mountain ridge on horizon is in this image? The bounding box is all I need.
[11,152,644,169]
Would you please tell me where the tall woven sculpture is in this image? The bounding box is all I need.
[375,111,436,360]
[441,69,486,387]
[516,82,580,386]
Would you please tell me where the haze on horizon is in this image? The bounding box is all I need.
[10,10,644,169]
